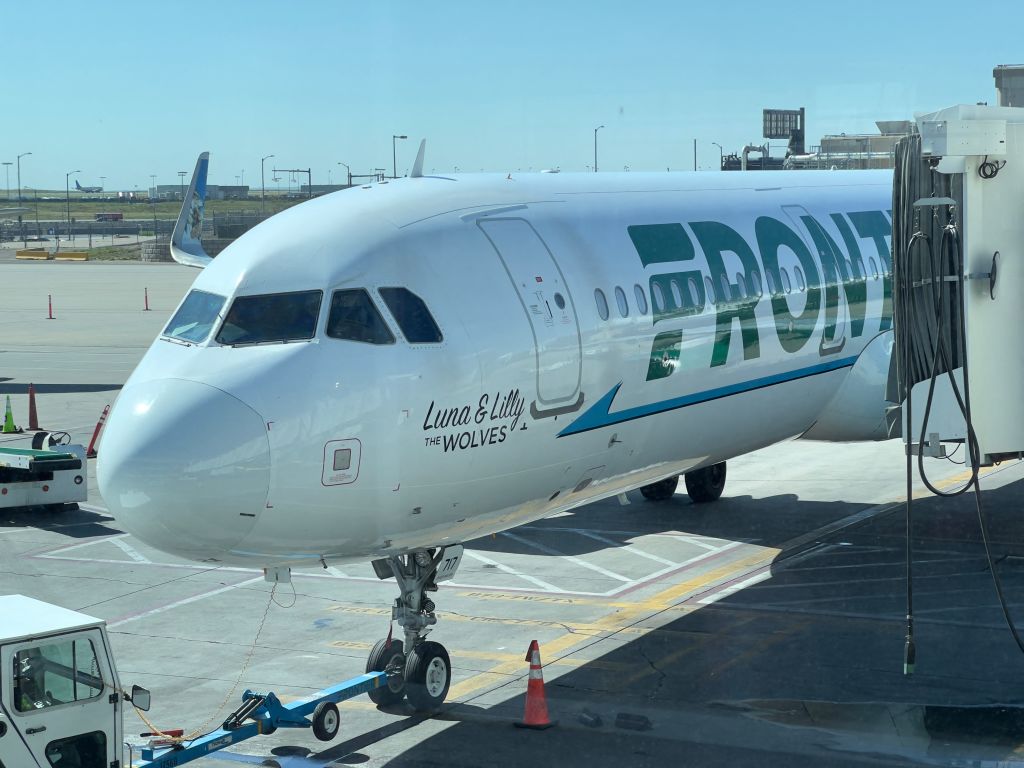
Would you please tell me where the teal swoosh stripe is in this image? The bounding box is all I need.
[558,355,859,437]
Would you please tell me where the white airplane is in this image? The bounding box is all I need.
[75,180,103,193]
[97,147,895,711]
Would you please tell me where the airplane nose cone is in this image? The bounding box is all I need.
[97,379,270,561]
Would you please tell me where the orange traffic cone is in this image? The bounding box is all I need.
[27,383,40,431]
[515,640,556,730]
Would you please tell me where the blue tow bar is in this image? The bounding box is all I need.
[136,670,386,767]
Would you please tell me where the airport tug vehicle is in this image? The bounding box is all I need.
[0,595,387,768]
[0,438,88,512]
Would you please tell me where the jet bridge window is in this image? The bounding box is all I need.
[378,287,443,343]
[163,289,226,344]
[326,289,395,345]
[216,290,322,345]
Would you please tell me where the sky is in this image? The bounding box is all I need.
[3,0,1022,191]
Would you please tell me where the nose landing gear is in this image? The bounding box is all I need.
[366,546,462,712]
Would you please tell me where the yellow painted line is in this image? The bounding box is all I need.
[457,591,593,606]
[326,640,633,672]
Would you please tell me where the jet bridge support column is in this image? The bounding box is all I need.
[892,104,1024,464]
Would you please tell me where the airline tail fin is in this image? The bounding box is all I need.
[170,152,212,268]
[74,180,82,191]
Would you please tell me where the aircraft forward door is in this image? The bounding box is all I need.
[478,218,583,416]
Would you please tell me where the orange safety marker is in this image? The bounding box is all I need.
[144,287,151,311]
[86,404,110,459]
[515,639,556,730]
[27,383,40,431]
[47,294,55,320]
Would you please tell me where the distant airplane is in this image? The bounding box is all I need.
[75,180,103,193]
[99,148,895,712]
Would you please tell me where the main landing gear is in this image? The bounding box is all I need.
[366,547,462,712]
[640,461,727,504]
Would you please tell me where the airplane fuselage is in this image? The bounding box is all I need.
[97,170,893,568]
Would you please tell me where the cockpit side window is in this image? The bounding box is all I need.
[162,289,226,344]
[326,289,395,344]
[215,290,322,345]
[378,287,443,343]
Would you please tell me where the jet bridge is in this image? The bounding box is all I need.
[891,104,1024,466]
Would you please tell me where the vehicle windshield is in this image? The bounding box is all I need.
[215,290,322,345]
[162,289,226,344]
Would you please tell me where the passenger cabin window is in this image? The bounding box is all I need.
[326,289,395,344]
[163,289,226,344]
[594,288,610,320]
[614,286,629,317]
[379,287,443,343]
[704,276,717,305]
[650,283,664,314]
[633,284,648,315]
[216,290,322,345]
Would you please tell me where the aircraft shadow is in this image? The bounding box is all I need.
[0,503,120,538]
[466,491,871,558]
[0,383,122,394]
[353,478,1024,767]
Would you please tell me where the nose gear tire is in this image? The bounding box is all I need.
[404,641,451,712]
[366,638,406,706]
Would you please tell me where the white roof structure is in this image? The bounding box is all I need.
[0,595,103,645]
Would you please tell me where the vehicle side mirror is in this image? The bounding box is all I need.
[130,685,151,712]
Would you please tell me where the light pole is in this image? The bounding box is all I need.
[594,125,604,172]
[178,171,186,200]
[261,154,274,216]
[2,162,10,200]
[392,135,407,179]
[17,152,31,202]
[100,175,106,192]
[65,170,80,243]
[338,161,351,187]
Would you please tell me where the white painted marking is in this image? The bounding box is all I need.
[40,535,128,555]
[675,536,722,552]
[463,550,564,592]
[108,576,265,628]
[697,571,773,604]
[109,536,151,563]
[501,531,633,583]
[79,502,110,515]
[574,530,678,566]
[325,566,348,578]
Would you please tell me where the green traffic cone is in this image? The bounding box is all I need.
[2,395,20,433]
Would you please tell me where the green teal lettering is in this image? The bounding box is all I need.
[800,215,850,350]
[754,216,822,354]
[848,210,893,331]
[646,330,682,381]
[628,223,694,267]
[829,213,867,338]
[689,221,760,367]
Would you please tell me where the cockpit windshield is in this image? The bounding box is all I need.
[162,289,227,344]
[215,290,323,346]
